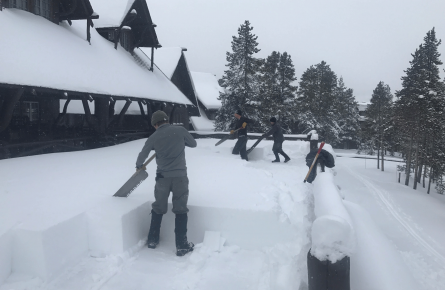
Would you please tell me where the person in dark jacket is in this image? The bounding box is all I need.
[305,140,335,183]
[262,117,290,163]
[136,110,197,256]
[231,110,253,161]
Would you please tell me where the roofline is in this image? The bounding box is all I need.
[0,83,196,108]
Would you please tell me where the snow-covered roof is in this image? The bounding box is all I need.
[90,0,136,28]
[141,47,183,79]
[190,72,223,110]
[0,9,192,106]
[357,102,370,112]
[190,107,216,131]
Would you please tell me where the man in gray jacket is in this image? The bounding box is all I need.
[136,110,197,256]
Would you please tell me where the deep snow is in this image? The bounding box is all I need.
[1,139,444,289]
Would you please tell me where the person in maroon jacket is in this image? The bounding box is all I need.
[231,110,253,161]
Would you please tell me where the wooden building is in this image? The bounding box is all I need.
[0,0,198,159]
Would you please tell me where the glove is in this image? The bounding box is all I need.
[242,122,247,128]
[230,130,235,134]
[136,165,146,171]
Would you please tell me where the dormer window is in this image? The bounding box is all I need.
[35,0,51,20]
[10,0,27,10]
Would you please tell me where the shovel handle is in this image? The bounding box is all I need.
[304,142,325,183]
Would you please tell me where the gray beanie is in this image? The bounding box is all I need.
[151,110,169,126]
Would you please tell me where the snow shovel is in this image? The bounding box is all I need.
[246,136,265,154]
[304,142,325,183]
[113,153,156,197]
[215,127,242,146]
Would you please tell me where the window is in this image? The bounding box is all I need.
[108,30,115,41]
[35,0,51,20]
[10,0,27,10]
[22,102,39,122]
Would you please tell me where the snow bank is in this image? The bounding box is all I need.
[0,230,12,285]
[311,171,355,262]
[344,201,419,290]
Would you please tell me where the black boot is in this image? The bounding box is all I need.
[280,150,291,163]
[175,213,194,256]
[147,210,163,249]
[272,151,280,162]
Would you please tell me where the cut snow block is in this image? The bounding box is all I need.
[203,231,222,252]
[246,147,265,161]
[87,198,151,257]
[0,229,13,285]
[12,213,88,281]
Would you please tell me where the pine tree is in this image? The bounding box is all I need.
[335,77,361,149]
[257,51,297,133]
[296,61,341,143]
[395,28,445,191]
[215,20,262,131]
[363,82,393,171]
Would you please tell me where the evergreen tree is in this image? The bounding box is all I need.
[362,82,393,171]
[215,20,262,131]
[257,51,297,133]
[395,28,445,192]
[296,61,341,143]
[335,77,361,149]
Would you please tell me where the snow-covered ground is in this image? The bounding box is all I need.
[1,139,444,289]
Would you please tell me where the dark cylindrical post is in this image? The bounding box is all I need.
[307,250,350,290]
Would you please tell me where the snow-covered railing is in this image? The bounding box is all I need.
[311,172,355,261]
[189,131,309,141]
[308,170,354,290]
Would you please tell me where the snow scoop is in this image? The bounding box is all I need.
[113,153,156,197]
[304,142,325,183]
[215,127,242,146]
[246,136,264,154]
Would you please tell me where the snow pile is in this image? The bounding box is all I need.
[311,171,355,262]
[0,139,314,289]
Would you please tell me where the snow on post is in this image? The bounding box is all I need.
[311,171,355,263]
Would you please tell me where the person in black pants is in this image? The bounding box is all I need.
[262,117,291,163]
[231,110,253,161]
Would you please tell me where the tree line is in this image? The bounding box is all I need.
[215,20,361,147]
[360,28,445,194]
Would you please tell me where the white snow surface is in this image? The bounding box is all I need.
[0,10,192,106]
[190,106,215,131]
[1,140,445,289]
[190,72,223,109]
[91,0,136,28]
[140,47,183,79]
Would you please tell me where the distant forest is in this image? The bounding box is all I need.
[216,21,445,194]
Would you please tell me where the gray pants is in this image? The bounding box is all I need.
[152,176,189,214]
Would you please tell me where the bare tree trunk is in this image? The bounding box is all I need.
[413,123,421,190]
[427,166,433,194]
[377,147,380,169]
[405,129,414,186]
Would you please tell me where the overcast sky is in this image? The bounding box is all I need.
[146,0,445,102]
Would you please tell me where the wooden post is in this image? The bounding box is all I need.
[150,47,154,71]
[0,88,25,133]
